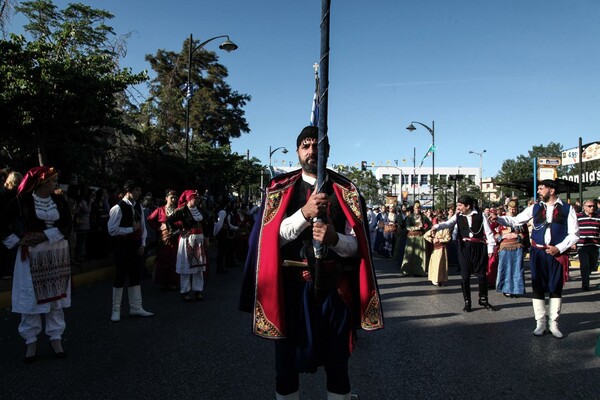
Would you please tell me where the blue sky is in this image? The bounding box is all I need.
[8,0,600,177]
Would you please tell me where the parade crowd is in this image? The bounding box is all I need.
[0,167,259,363]
[1,145,597,400]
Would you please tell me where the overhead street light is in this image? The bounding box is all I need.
[184,34,238,186]
[406,120,435,210]
[268,145,288,179]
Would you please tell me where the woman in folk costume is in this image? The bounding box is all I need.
[147,189,180,290]
[0,167,71,363]
[423,215,450,286]
[486,209,501,289]
[495,200,529,298]
[167,190,207,301]
[400,201,432,277]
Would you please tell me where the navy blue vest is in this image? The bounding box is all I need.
[530,202,570,245]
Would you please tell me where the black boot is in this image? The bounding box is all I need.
[478,296,497,311]
[461,281,472,312]
[478,281,497,311]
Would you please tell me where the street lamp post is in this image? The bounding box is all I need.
[268,145,288,179]
[469,149,486,206]
[184,33,238,186]
[406,120,435,210]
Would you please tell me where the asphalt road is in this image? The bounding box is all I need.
[1,254,599,399]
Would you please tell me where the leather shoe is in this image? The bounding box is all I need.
[463,301,472,312]
[478,298,498,311]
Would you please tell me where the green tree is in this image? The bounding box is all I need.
[139,37,251,192]
[496,142,565,182]
[339,166,382,205]
[0,0,146,182]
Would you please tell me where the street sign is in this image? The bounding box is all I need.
[538,158,561,166]
[562,147,579,166]
[538,167,557,180]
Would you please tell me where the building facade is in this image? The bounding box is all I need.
[374,166,479,207]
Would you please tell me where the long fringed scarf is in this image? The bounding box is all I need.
[28,240,71,304]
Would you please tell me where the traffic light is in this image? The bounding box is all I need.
[361,161,367,171]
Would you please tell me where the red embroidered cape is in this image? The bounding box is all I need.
[251,170,384,339]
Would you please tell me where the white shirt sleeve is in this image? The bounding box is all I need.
[213,210,227,236]
[330,221,358,257]
[140,206,147,247]
[434,214,458,231]
[279,209,312,244]
[555,205,579,253]
[482,214,496,254]
[497,206,533,228]
[2,234,20,250]
[279,210,358,257]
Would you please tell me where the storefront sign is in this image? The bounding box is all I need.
[562,142,600,166]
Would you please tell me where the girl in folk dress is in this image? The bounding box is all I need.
[496,200,528,297]
[1,167,71,363]
[167,190,208,301]
[147,189,180,290]
[424,217,450,286]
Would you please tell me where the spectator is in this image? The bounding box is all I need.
[0,171,23,279]
[575,199,600,291]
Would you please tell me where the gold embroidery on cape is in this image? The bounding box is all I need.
[254,301,283,337]
[361,292,383,330]
[337,183,362,223]
[264,191,282,225]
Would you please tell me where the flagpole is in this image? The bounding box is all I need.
[314,0,331,303]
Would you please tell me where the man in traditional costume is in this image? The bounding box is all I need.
[239,126,383,400]
[433,194,497,312]
[1,167,71,362]
[108,180,154,322]
[167,190,207,301]
[497,180,579,338]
